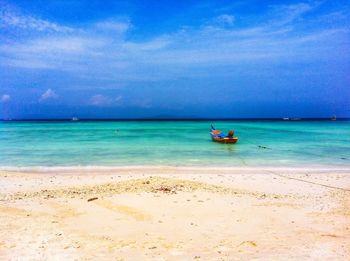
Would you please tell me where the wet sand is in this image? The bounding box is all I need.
[0,167,349,260]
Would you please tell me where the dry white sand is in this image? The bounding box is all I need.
[0,167,349,260]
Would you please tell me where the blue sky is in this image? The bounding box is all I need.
[1,0,349,119]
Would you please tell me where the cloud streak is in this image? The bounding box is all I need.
[89,94,123,106]
[0,3,73,32]
[95,19,131,34]
[0,1,349,82]
[214,14,235,26]
[39,89,58,101]
[1,94,10,102]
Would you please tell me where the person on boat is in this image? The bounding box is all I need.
[227,130,234,138]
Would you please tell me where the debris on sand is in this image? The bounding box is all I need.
[238,240,257,247]
[153,186,177,194]
[3,176,269,201]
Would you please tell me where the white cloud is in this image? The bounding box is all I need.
[1,58,55,69]
[89,95,123,106]
[95,20,131,33]
[115,95,123,105]
[122,37,171,51]
[138,98,152,108]
[269,3,316,26]
[90,94,111,106]
[40,89,58,101]
[1,94,10,102]
[0,6,73,33]
[215,14,235,26]
[1,36,106,55]
[0,36,109,69]
[0,2,348,82]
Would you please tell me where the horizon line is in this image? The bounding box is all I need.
[1,117,349,122]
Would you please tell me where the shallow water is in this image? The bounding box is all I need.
[0,120,349,168]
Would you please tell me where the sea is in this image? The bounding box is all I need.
[0,120,349,169]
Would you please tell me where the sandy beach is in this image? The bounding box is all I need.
[0,167,349,260]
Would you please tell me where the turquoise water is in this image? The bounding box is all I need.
[0,121,349,168]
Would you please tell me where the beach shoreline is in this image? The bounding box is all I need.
[2,164,350,174]
[1,166,349,260]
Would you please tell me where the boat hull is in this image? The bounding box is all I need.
[211,137,238,144]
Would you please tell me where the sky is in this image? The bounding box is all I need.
[0,0,349,119]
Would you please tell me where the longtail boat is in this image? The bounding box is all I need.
[210,125,238,144]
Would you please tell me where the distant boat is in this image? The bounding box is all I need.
[71,117,79,121]
[283,117,289,120]
[331,115,337,121]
